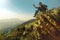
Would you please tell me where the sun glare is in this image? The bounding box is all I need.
[0,9,33,21]
[0,0,33,21]
[0,0,7,3]
[0,9,20,19]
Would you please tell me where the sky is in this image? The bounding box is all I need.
[0,0,60,20]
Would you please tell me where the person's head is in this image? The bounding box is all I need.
[39,2,42,5]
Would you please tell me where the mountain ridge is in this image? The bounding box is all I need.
[0,18,25,33]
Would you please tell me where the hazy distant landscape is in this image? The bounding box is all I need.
[0,18,25,32]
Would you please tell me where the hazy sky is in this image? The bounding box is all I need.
[0,0,60,20]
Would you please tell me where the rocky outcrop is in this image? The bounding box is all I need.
[35,8,60,40]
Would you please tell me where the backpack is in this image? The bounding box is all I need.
[41,4,48,11]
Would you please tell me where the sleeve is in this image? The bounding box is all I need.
[33,4,39,9]
[34,7,39,9]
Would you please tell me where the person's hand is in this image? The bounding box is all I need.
[33,4,35,7]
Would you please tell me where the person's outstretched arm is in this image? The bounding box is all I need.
[33,4,38,9]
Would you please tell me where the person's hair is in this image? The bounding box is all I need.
[39,2,42,5]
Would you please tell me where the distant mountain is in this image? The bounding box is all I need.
[0,18,25,32]
[20,19,36,25]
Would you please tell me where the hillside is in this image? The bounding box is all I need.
[0,7,60,40]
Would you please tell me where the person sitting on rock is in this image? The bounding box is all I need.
[33,2,48,17]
